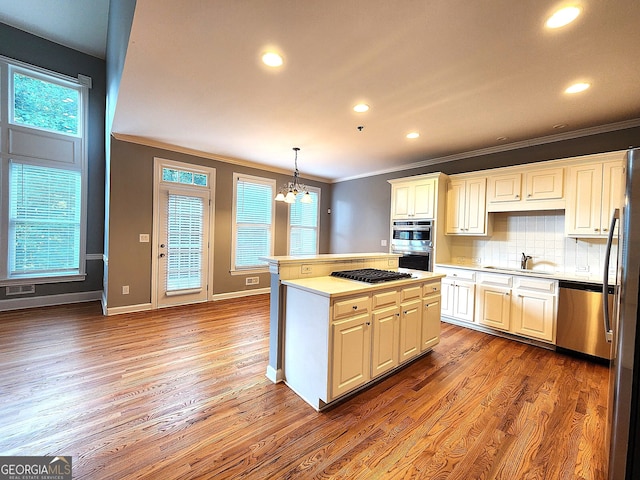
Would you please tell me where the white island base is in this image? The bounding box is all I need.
[282,270,444,410]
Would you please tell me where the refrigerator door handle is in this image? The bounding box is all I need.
[603,208,619,342]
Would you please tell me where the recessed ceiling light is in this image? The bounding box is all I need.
[546,6,582,29]
[261,52,283,67]
[353,103,370,113]
[406,132,420,139]
[565,82,590,94]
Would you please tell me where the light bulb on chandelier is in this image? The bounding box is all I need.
[275,147,313,204]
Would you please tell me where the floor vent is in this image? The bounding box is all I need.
[6,285,36,296]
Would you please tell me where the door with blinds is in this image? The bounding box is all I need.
[154,160,214,308]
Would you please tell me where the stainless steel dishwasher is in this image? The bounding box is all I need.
[556,280,613,361]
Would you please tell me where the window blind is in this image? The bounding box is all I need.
[289,190,319,255]
[166,193,204,291]
[9,163,81,276]
[235,177,274,268]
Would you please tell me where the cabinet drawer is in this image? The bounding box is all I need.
[446,269,476,281]
[333,295,370,319]
[372,289,399,310]
[477,273,512,287]
[400,286,422,302]
[514,276,557,293]
[423,281,441,297]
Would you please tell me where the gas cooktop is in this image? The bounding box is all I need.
[330,268,413,284]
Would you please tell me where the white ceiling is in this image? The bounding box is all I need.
[0,0,108,59]
[2,0,640,182]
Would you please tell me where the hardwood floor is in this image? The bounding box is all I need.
[0,296,609,479]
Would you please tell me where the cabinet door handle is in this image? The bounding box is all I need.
[352,305,358,310]
[515,194,519,198]
[594,228,600,232]
[505,292,510,296]
[527,193,532,197]
[433,286,438,291]
[366,321,371,326]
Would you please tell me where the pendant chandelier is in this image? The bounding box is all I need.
[275,147,313,204]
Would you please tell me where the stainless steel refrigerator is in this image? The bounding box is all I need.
[604,147,640,479]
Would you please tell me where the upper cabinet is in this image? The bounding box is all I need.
[445,176,488,235]
[390,177,436,219]
[565,153,625,237]
[487,166,565,212]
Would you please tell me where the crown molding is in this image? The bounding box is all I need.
[110,133,333,184]
[334,118,640,183]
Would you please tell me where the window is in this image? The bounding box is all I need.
[0,57,88,284]
[232,174,275,271]
[289,188,320,255]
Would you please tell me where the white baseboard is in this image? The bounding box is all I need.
[211,288,270,301]
[0,290,103,312]
[266,365,284,383]
[105,302,153,316]
[102,288,270,316]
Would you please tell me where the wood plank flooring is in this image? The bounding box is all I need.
[0,296,609,479]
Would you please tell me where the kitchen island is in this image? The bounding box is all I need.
[261,253,402,383]
[281,269,444,410]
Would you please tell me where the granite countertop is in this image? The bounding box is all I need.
[435,262,608,285]
[282,269,445,298]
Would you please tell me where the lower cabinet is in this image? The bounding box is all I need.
[331,313,372,399]
[422,291,441,351]
[441,270,476,322]
[511,285,556,342]
[475,272,557,343]
[283,277,443,410]
[476,274,512,331]
[371,306,399,378]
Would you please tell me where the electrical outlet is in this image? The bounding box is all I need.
[381,239,387,247]
[122,285,130,294]
[245,277,259,285]
[139,234,150,242]
[301,265,313,274]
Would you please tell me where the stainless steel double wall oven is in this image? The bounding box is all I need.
[391,219,433,271]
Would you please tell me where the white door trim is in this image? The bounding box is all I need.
[152,157,216,309]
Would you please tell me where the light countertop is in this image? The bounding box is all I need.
[282,269,445,298]
[435,262,608,285]
[261,253,400,264]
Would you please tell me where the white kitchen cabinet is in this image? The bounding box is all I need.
[331,313,372,398]
[440,269,476,323]
[476,278,511,331]
[565,158,625,237]
[487,172,522,204]
[391,177,436,219]
[524,167,564,201]
[283,274,444,410]
[399,286,422,363]
[446,176,487,235]
[371,290,400,378]
[421,288,441,351]
[511,277,557,343]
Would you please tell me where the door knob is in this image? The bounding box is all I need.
[159,253,165,258]
[160,244,166,248]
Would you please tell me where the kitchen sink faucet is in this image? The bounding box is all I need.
[521,253,533,270]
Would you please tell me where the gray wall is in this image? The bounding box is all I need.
[330,127,640,253]
[0,23,106,301]
[106,139,332,308]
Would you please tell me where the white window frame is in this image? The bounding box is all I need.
[287,186,321,255]
[231,173,276,274]
[0,55,89,286]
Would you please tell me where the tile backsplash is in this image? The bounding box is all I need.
[448,211,615,278]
